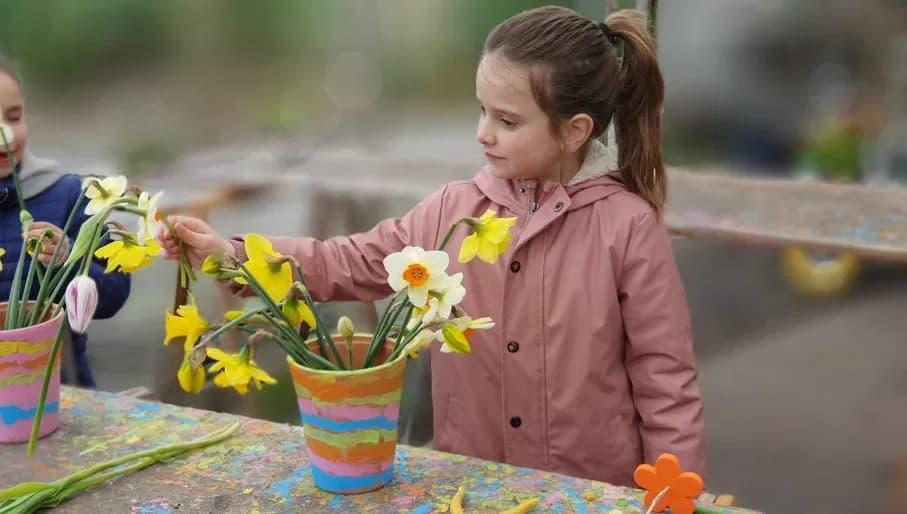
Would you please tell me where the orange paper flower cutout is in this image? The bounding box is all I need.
[633,453,703,514]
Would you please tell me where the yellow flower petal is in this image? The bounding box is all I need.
[458,234,479,264]
[177,359,205,394]
[440,322,471,354]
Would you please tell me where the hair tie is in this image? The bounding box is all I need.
[599,21,618,45]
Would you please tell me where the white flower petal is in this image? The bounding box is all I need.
[408,286,428,308]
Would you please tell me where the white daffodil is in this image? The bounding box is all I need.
[439,315,495,354]
[423,272,465,323]
[383,246,449,307]
[136,190,163,245]
[403,328,438,359]
[83,175,128,215]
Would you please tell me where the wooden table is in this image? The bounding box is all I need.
[1,387,760,513]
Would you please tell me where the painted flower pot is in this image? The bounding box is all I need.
[288,334,407,494]
[0,302,63,443]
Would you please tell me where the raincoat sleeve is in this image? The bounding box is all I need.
[619,211,706,478]
[230,185,449,303]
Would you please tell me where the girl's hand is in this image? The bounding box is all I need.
[28,221,69,266]
[157,215,234,270]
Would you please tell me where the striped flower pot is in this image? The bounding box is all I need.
[0,303,63,443]
[288,334,407,494]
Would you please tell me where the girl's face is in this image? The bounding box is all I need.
[0,71,26,176]
[475,54,566,183]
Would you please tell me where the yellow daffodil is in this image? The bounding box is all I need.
[94,239,161,273]
[201,255,223,275]
[234,234,293,303]
[164,304,209,351]
[458,209,518,264]
[206,347,276,395]
[177,358,206,394]
[440,315,495,354]
[0,247,5,271]
[82,175,128,215]
[136,190,163,245]
[383,246,450,307]
[282,295,316,330]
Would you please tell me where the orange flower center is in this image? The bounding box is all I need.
[463,328,476,340]
[403,263,429,287]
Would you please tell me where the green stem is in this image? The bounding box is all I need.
[200,309,265,345]
[26,318,69,456]
[5,234,30,330]
[29,196,86,326]
[14,244,42,328]
[346,334,354,370]
[2,134,26,213]
[364,297,410,368]
[12,423,239,507]
[289,264,345,368]
[260,312,338,370]
[438,219,465,252]
[387,321,429,363]
[367,291,405,354]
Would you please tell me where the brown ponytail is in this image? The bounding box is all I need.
[484,7,666,217]
[606,10,666,218]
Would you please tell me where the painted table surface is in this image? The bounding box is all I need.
[0,388,760,514]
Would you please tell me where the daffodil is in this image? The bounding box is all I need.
[282,294,316,330]
[440,315,495,354]
[234,234,293,303]
[458,209,518,264]
[403,329,437,359]
[201,254,223,275]
[136,190,163,245]
[177,358,206,394]
[82,175,128,215]
[206,347,276,395]
[94,238,161,273]
[0,247,5,271]
[164,304,209,351]
[423,272,465,322]
[439,322,471,354]
[383,246,450,307]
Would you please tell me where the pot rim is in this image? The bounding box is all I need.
[286,332,408,376]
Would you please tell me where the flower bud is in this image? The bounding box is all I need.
[65,275,98,334]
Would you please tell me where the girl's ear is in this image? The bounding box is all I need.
[561,113,595,154]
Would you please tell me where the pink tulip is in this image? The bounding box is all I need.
[65,275,98,334]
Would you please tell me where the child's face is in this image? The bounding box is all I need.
[0,71,26,176]
[475,54,564,182]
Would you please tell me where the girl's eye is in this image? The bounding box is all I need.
[500,118,517,128]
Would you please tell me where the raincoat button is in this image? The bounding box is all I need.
[518,187,526,194]
[510,261,521,273]
[510,416,522,428]
[507,341,519,353]
[554,202,564,212]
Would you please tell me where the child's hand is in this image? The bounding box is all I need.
[157,215,234,270]
[28,221,69,266]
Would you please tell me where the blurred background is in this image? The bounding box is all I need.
[4,0,907,512]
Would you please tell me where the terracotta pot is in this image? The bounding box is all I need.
[0,302,63,443]
[288,334,407,494]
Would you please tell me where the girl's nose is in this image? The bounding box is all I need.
[476,119,495,146]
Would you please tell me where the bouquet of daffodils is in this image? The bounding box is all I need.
[166,209,517,395]
[0,123,190,454]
